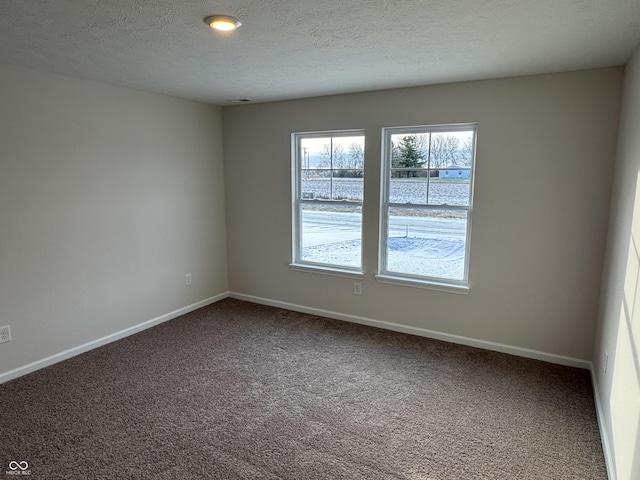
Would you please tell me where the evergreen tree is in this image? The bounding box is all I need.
[393,135,426,178]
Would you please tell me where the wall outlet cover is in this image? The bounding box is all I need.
[0,325,11,344]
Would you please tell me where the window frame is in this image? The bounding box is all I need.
[290,129,366,279]
[376,123,477,294]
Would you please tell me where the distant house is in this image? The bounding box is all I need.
[439,165,471,179]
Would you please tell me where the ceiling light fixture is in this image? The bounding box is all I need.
[205,15,242,32]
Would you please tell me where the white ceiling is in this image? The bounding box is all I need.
[0,0,639,105]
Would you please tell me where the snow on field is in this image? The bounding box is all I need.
[302,177,470,205]
[390,181,470,206]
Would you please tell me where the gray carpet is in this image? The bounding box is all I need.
[0,298,606,479]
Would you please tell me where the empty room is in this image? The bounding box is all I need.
[1,1,639,479]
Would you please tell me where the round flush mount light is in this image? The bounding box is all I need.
[205,15,242,32]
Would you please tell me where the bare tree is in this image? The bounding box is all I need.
[458,137,473,166]
[320,142,366,178]
[320,142,346,171]
[430,134,460,168]
[348,142,364,169]
[348,142,364,177]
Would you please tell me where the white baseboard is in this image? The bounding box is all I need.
[590,364,617,480]
[229,292,591,370]
[0,292,229,385]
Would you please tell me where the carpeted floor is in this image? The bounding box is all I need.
[0,298,606,479]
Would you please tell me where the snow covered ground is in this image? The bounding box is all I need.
[301,177,470,205]
[386,237,465,279]
[301,209,466,280]
[303,236,465,280]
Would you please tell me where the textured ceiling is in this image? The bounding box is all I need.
[0,0,639,105]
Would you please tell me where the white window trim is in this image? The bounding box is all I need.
[289,263,365,280]
[375,274,470,295]
[378,123,477,291]
[291,129,365,275]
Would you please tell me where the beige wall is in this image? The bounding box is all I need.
[223,68,622,361]
[594,44,640,480]
[0,63,228,376]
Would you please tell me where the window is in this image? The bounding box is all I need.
[378,124,476,293]
[291,130,365,277]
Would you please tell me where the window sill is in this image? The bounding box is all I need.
[290,263,364,280]
[375,274,469,295]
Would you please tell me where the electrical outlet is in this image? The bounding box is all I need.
[0,325,11,344]
[185,274,192,286]
[354,282,362,295]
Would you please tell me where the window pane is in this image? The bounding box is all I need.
[389,174,428,204]
[386,207,468,280]
[428,173,471,206]
[302,170,331,200]
[430,131,474,168]
[390,133,430,170]
[300,136,364,170]
[332,173,364,201]
[428,130,473,205]
[300,137,331,169]
[333,136,365,171]
[301,170,364,201]
[301,203,362,268]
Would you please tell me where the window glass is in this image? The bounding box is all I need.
[301,203,362,268]
[380,125,476,286]
[386,207,468,280]
[293,131,365,272]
